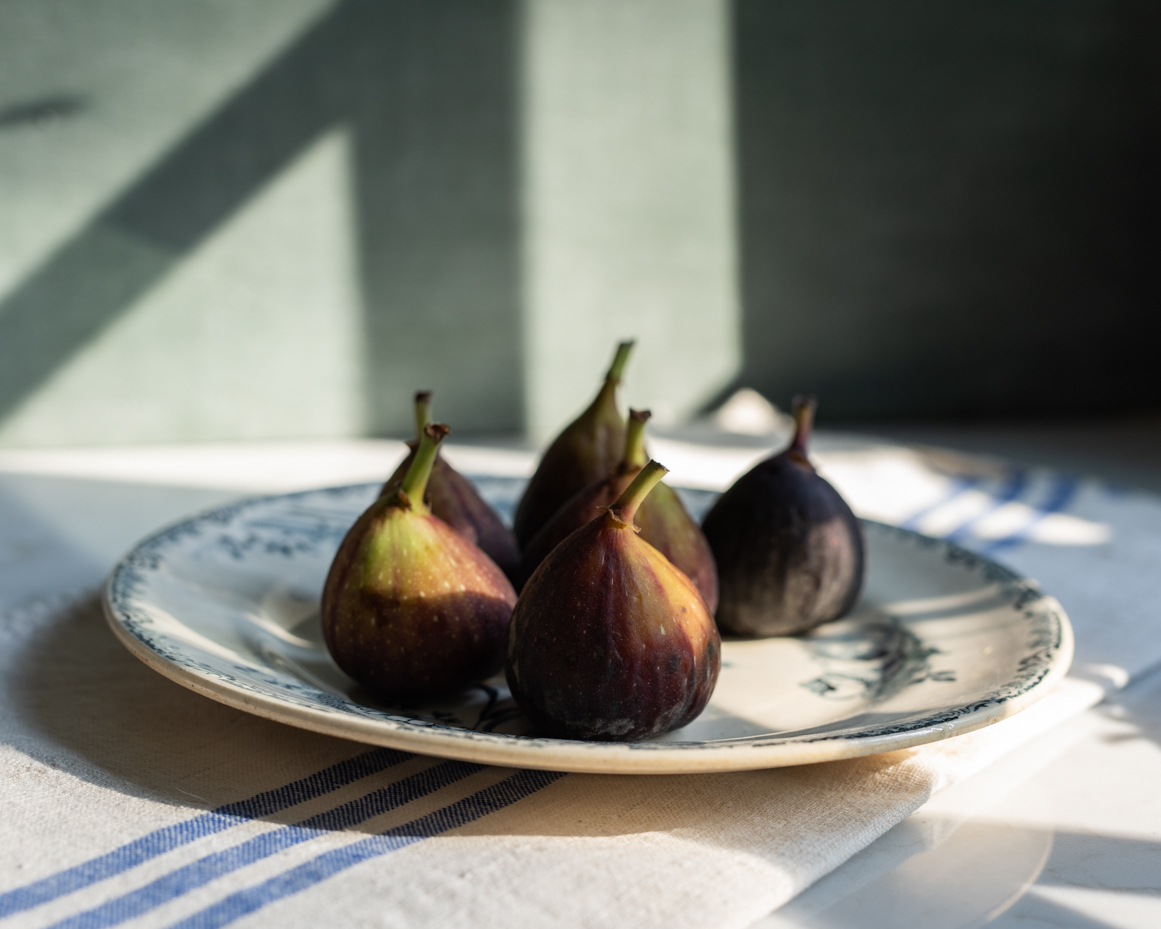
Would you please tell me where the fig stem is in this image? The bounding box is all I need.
[791,394,818,456]
[413,391,433,442]
[606,340,635,383]
[399,423,450,514]
[623,409,651,469]
[610,459,669,526]
[589,340,635,420]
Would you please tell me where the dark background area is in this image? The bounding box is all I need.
[0,1,1158,444]
[732,0,1160,422]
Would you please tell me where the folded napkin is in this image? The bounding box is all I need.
[2,438,1159,929]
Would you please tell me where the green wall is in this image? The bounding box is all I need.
[0,0,738,446]
[1,0,1155,447]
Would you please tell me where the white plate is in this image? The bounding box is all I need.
[103,479,1072,774]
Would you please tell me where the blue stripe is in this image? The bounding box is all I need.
[50,761,480,929]
[901,476,980,531]
[0,749,410,919]
[171,770,565,929]
[985,476,1079,554]
[945,468,1027,542]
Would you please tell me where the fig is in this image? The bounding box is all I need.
[323,423,517,699]
[701,395,864,637]
[506,460,721,741]
[512,341,634,548]
[517,409,719,611]
[382,391,520,581]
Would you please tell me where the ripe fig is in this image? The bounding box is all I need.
[382,391,520,581]
[506,460,721,741]
[517,409,719,612]
[702,395,864,637]
[512,341,633,548]
[323,423,517,699]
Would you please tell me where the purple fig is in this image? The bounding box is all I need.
[513,341,633,548]
[702,395,864,637]
[517,409,719,611]
[323,424,517,699]
[382,391,520,581]
[506,460,721,741]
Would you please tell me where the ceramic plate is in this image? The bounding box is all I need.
[104,479,1072,774]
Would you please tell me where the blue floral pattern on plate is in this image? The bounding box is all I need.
[103,479,1072,774]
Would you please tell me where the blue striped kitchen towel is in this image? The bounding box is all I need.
[2,439,1159,929]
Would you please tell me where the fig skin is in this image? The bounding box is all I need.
[634,480,719,614]
[516,410,719,612]
[702,395,864,637]
[323,425,517,700]
[506,461,721,742]
[382,392,520,581]
[513,341,633,548]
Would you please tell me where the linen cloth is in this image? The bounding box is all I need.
[1,436,1159,929]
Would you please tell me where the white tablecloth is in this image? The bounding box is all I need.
[1,436,1158,928]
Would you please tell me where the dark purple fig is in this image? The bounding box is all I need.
[512,341,633,548]
[517,410,719,611]
[323,423,517,699]
[382,391,520,581]
[702,395,864,637]
[506,460,721,741]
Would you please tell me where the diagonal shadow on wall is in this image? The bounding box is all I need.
[0,0,522,437]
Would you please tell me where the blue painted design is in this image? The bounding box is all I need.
[799,617,949,701]
[170,769,564,929]
[985,476,1079,554]
[901,475,981,530]
[946,468,1027,542]
[0,748,410,919]
[51,760,481,929]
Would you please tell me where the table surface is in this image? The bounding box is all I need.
[758,658,1161,929]
[754,416,1161,929]
[1,420,1159,929]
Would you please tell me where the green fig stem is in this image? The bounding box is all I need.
[589,340,635,418]
[606,340,635,383]
[413,391,433,442]
[791,394,817,456]
[622,409,651,469]
[609,459,669,527]
[398,423,450,514]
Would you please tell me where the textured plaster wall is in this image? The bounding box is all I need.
[0,0,1155,447]
[520,0,739,438]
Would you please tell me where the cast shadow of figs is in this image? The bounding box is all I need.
[6,593,365,816]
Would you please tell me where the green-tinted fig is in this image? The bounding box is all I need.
[702,395,864,637]
[517,409,718,611]
[382,391,520,581]
[506,460,721,741]
[324,424,517,699]
[512,341,633,548]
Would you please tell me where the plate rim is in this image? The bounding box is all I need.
[102,482,1075,775]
